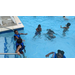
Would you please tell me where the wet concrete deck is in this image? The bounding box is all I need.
[0,16,24,32]
[0,16,16,28]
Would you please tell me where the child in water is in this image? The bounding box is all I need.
[46,29,56,39]
[14,30,27,41]
[44,29,56,40]
[60,23,71,36]
[33,24,42,38]
[63,16,69,20]
[15,38,26,58]
[45,50,66,58]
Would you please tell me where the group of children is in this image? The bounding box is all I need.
[34,16,71,58]
[14,16,71,58]
[46,17,71,58]
[13,25,42,57]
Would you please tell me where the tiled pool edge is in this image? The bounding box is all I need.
[0,28,24,34]
[0,16,24,33]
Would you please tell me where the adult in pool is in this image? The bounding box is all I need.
[60,23,71,36]
[45,50,66,58]
[14,30,27,41]
[15,38,26,58]
[33,24,42,38]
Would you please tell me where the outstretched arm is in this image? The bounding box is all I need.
[15,36,19,39]
[20,33,28,35]
[36,28,39,32]
[45,52,54,57]
[60,25,68,29]
[60,25,63,28]
[36,28,42,32]
[15,36,25,41]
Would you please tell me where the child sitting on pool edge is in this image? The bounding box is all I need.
[33,24,42,38]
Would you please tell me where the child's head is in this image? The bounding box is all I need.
[17,38,22,43]
[38,24,41,28]
[57,50,64,58]
[66,23,71,27]
[63,16,65,18]
[14,30,18,34]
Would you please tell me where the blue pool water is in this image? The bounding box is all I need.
[0,16,75,58]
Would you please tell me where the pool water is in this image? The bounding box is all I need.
[0,16,75,58]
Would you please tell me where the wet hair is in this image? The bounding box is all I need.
[38,24,41,27]
[67,23,71,27]
[58,50,64,56]
[47,29,55,34]
[63,16,65,18]
[17,38,22,43]
[14,30,17,33]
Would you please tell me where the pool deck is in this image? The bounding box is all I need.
[0,16,24,32]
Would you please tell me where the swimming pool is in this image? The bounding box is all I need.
[0,16,75,58]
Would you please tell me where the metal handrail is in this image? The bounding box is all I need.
[0,53,18,55]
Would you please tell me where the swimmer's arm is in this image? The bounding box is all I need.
[15,36,25,41]
[45,52,54,57]
[36,28,39,32]
[60,25,63,28]
[16,45,22,55]
[60,25,67,29]
[40,28,42,31]
[63,27,68,28]
[20,33,28,35]
[36,28,42,32]
[15,36,19,39]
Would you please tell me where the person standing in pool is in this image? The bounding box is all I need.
[14,30,27,41]
[60,23,71,36]
[45,50,66,58]
[33,24,42,38]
